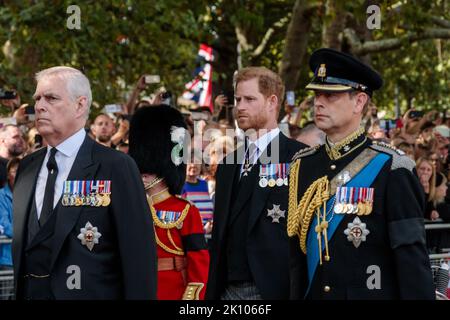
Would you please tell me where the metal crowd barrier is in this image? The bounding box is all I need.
[425,220,450,300]
[0,235,13,300]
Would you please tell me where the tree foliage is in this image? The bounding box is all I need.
[0,0,448,117]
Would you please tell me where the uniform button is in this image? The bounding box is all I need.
[324,286,331,293]
[330,165,336,170]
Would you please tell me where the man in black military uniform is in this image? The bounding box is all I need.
[13,66,157,299]
[206,67,306,300]
[287,48,435,300]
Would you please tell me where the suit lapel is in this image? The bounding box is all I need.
[215,150,240,243]
[228,159,259,225]
[247,133,289,233]
[12,148,47,278]
[50,135,100,270]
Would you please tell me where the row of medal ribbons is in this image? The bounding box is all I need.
[259,163,290,188]
[334,186,374,216]
[157,210,182,224]
[62,180,111,207]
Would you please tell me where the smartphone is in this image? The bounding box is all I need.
[25,105,35,114]
[286,91,295,106]
[144,75,161,84]
[104,104,123,113]
[409,110,424,119]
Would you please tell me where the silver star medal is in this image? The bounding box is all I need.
[344,216,369,248]
[267,204,285,223]
[77,221,102,251]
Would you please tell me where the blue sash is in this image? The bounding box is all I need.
[305,152,389,296]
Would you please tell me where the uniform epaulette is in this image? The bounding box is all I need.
[370,141,415,172]
[291,145,321,162]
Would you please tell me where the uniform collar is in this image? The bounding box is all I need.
[325,127,366,160]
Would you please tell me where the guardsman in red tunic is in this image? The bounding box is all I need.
[128,105,209,300]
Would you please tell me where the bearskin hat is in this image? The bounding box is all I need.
[128,105,188,195]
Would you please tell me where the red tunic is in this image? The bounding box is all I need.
[152,195,210,300]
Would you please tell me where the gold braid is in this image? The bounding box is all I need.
[148,195,190,255]
[299,177,329,254]
[287,159,330,255]
[287,159,302,238]
[154,230,184,255]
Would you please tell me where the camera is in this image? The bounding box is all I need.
[0,89,17,100]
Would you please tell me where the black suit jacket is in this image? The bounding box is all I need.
[12,135,157,299]
[206,133,306,300]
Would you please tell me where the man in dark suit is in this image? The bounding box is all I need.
[206,67,306,300]
[12,66,157,300]
[288,48,434,300]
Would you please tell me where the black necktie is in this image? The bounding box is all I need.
[39,147,59,226]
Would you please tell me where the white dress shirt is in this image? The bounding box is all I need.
[35,128,86,219]
[240,128,280,175]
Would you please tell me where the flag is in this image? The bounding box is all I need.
[182,44,214,112]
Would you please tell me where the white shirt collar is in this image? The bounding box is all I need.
[52,128,86,157]
[248,128,280,154]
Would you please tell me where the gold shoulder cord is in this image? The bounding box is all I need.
[287,159,330,263]
[287,159,302,240]
[148,195,190,255]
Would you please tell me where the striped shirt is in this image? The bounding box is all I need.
[182,179,214,225]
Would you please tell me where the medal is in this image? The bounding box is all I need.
[102,181,111,207]
[344,216,370,248]
[259,177,268,188]
[357,188,365,216]
[62,181,70,206]
[276,164,284,186]
[77,221,102,251]
[62,195,69,206]
[267,204,286,223]
[341,187,348,214]
[95,194,103,207]
[334,187,343,214]
[284,163,289,186]
[268,164,276,187]
[259,165,268,188]
[365,188,374,215]
[102,194,111,207]
[334,203,344,214]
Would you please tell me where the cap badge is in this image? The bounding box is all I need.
[318,64,327,78]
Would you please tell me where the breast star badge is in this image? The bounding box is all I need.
[267,204,285,223]
[344,216,369,248]
[77,221,102,251]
